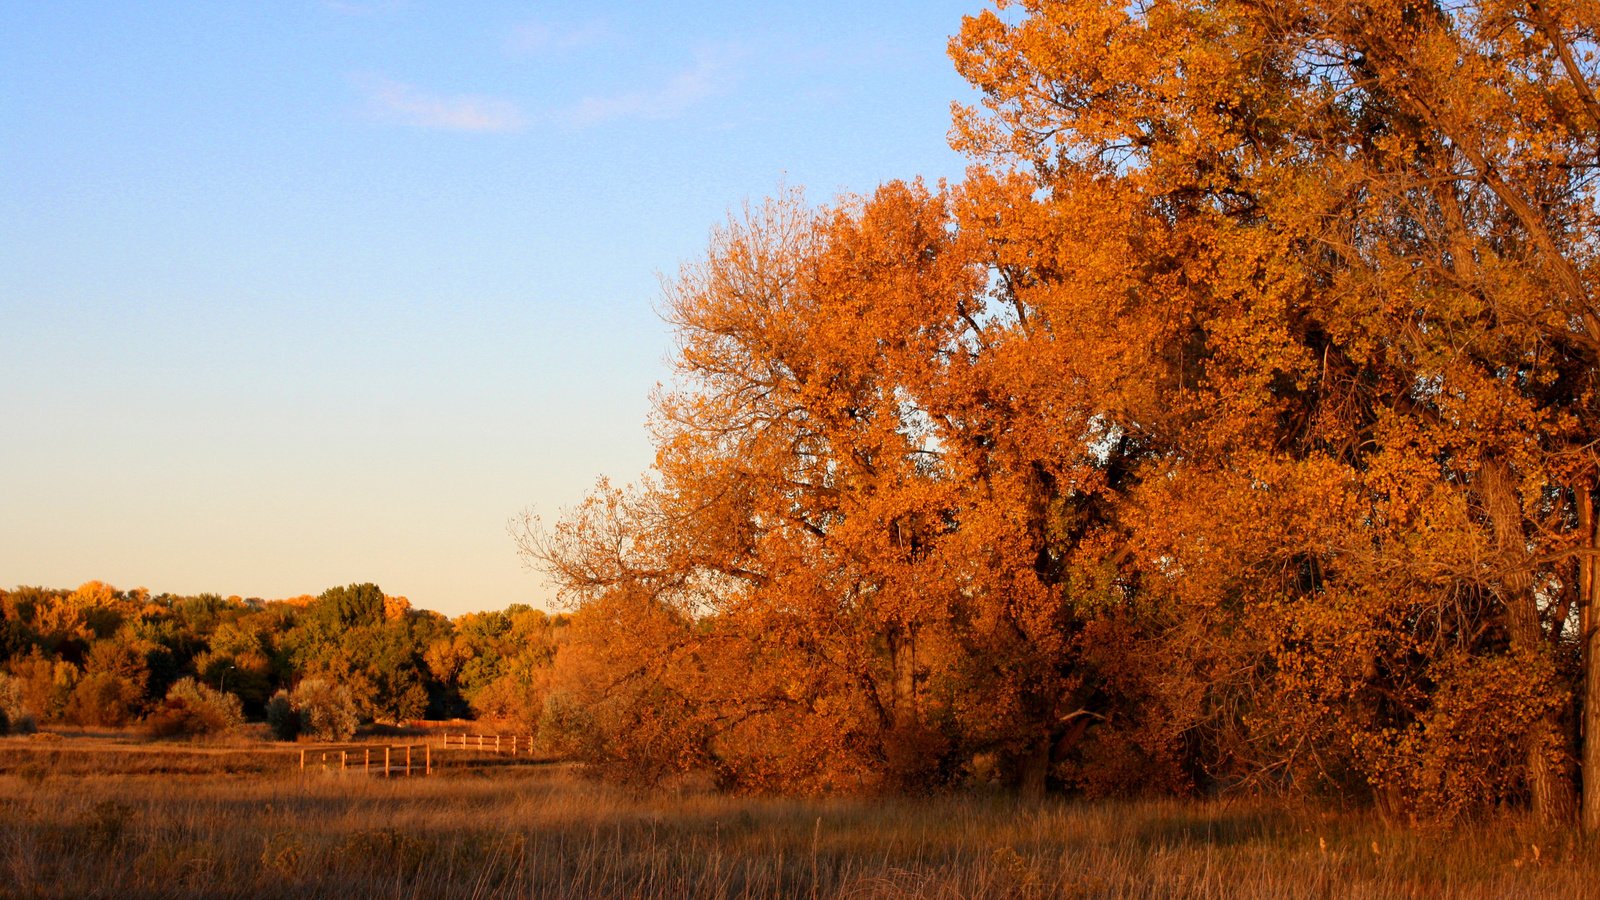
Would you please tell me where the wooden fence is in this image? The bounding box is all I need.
[439,733,535,755]
[299,743,431,776]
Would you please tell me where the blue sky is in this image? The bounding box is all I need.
[0,1,984,616]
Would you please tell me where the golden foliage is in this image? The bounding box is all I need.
[528,0,1600,827]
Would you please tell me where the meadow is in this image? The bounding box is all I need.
[1,733,1597,898]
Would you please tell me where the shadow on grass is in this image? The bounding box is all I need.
[433,754,561,771]
[1131,807,1295,850]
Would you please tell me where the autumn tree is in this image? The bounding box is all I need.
[432,605,567,726]
[529,189,957,788]
[527,0,1600,830]
[949,0,1600,825]
[528,179,1174,792]
[65,636,153,726]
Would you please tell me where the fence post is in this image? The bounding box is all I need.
[341,750,347,772]
[406,745,413,776]
[385,746,391,777]
[300,748,306,772]
[426,744,432,775]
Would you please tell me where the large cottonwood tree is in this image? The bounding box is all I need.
[951,0,1600,825]
[529,0,1600,829]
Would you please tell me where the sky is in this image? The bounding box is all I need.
[0,1,985,617]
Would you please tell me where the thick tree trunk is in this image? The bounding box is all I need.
[1585,601,1600,833]
[888,626,917,728]
[1579,485,1600,834]
[1014,710,1098,799]
[1482,458,1577,825]
[1019,734,1051,799]
[1507,595,1579,826]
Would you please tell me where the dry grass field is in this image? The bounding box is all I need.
[2,733,1598,898]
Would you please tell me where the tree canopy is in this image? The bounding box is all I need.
[524,0,1600,835]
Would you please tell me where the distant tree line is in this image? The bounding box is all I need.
[0,581,566,738]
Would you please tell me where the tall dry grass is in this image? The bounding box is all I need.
[0,741,1596,897]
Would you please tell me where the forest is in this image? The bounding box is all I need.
[0,581,567,739]
[514,0,1600,837]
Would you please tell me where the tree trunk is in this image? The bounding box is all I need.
[1585,595,1600,833]
[1482,458,1577,825]
[887,626,917,729]
[1579,485,1600,834]
[1019,733,1051,799]
[1509,594,1579,826]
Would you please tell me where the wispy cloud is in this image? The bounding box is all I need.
[506,19,613,56]
[564,48,737,128]
[357,77,525,133]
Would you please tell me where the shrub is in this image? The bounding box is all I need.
[290,679,358,741]
[144,678,243,738]
[0,673,36,734]
[64,672,142,727]
[536,691,596,758]
[10,651,77,723]
[265,690,300,741]
[469,669,546,730]
[1368,650,1569,821]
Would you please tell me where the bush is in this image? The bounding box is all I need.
[536,691,596,758]
[265,690,300,741]
[64,672,142,727]
[144,678,243,738]
[290,679,358,741]
[10,651,77,724]
[0,673,36,735]
[1369,650,1569,821]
